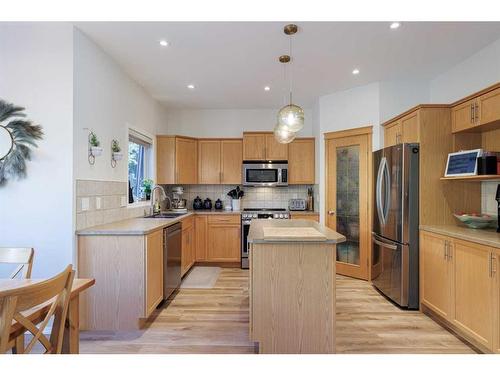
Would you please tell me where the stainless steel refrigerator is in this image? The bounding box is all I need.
[372,143,419,309]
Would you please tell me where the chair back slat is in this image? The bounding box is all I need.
[0,265,74,354]
[0,248,34,279]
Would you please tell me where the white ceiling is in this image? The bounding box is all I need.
[75,22,500,109]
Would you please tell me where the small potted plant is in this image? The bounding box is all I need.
[142,178,154,201]
[227,186,244,211]
[89,132,103,157]
[111,139,123,161]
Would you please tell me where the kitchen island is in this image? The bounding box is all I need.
[247,219,345,354]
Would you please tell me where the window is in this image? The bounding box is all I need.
[128,128,153,203]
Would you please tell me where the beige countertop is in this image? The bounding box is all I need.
[289,211,320,216]
[420,224,500,249]
[76,210,241,236]
[248,219,345,244]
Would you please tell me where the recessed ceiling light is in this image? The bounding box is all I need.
[352,69,360,75]
[264,86,271,91]
[187,84,195,89]
[390,22,400,29]
[159,40,169,47]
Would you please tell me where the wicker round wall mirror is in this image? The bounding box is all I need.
[0,125,13,160]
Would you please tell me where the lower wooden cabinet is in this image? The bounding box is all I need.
[181,216,195,276]
[195,215,208,261]
[420,230,500,353]
[145,230,164,316]
[207,215,241,262]
[420,231,453,320]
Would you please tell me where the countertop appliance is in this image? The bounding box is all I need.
[289,198,307,211]
[372,143,419,309]
[241,208,290,269]
[164,222,182,299]
[242,161,288,187]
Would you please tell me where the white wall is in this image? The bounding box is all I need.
[430,36,500,216]
[379,79,430,123]
[430,37,500,103]
[315,83,380,223]
[164,108,313,138]
[73,28,169,182]
[0,23,74,278]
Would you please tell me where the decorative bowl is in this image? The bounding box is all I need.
[453,213,497,229]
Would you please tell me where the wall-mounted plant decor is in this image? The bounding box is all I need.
[0,99,44,186]
[111,139,123,168]
[88,131,103,165]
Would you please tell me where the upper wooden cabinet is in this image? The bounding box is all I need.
[198,140,221,184]
[243,132,288,161]
[157,136,198,184]
[383,120,402,147]
[451,85,500,133]
[288,138,315,184]
[198,139,243,184]
[221,140,243,184]
[383,110,420,147]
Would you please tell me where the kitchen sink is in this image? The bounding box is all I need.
[145,212,186,219]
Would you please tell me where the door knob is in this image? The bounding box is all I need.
[328,210,336,215]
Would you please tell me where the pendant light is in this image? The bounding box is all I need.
[276,24,304,133]
[274,122,296,144]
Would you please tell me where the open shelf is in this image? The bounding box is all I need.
[440,175,500,182]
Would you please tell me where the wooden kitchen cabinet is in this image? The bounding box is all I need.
[383,120,402,147]
[243,132,288,161]
[157,136,198,184]
[401,111,420,143]
[452,240,495,350]
[494,248,500,354]
[477,86,500,127]
[288,138,315,184]
[198,139,243,184]
[198,140,221,184]
[265,133,288,160]
[145,229,164,316]
[195,215,208,261]
[243,132,266,160]
[207,215,241,262]
[420,229,500,352]
[451,99,477,133]
[181,216,195,276]
[221,139,243,184]
[420,231,453,320]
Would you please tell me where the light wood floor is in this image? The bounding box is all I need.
[79,268,476,354]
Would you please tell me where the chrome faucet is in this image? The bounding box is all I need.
[151,185,170,215]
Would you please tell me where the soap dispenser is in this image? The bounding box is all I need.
[496,184,500,233]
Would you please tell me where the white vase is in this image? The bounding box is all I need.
[90,146,103,157]
[232,199,241,211]
[112,152,123,161]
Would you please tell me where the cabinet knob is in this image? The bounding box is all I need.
[328,210,336,215]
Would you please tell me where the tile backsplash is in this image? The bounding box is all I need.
[163,184,319,211]
[482,181,499,216]
[76,180,148,230]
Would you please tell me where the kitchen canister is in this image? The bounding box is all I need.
[232,199,241,211]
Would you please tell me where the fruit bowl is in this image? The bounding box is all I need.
[453,213,497,229]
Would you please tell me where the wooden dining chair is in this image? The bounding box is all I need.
[0,265,74,354]
[0,248,34,279]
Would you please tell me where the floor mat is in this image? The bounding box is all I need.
[180,266,221,289]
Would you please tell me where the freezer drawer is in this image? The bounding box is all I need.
[371,233,409,308]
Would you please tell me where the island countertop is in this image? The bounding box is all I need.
[248,219,346,244]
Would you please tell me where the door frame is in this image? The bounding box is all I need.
[324,125,373,281]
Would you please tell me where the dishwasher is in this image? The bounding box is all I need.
[164,222,182,299]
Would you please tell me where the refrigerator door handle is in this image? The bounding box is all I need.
[373,237,398,250]
[376,157,386,225]
[382,157,391,223]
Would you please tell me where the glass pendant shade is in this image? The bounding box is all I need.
[273,123,296,144]
[277,103,304,132]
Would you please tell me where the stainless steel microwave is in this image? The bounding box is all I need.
[242,161,288,187]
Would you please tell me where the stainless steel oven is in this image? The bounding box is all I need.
[241,208,290,269]
[242,161,288,187]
